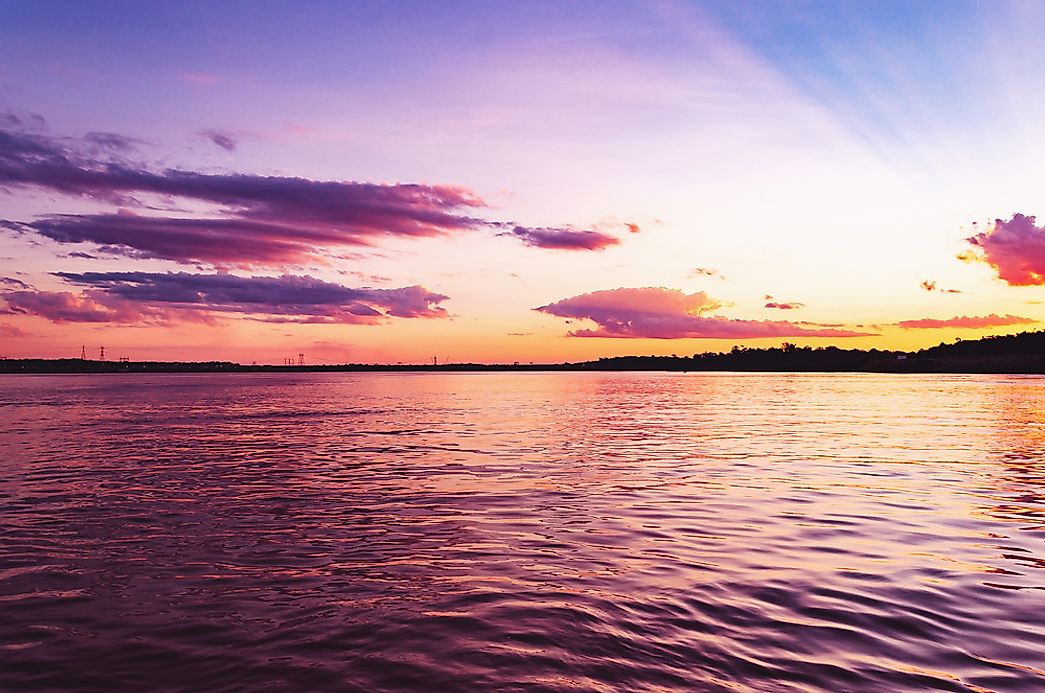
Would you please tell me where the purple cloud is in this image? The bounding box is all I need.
[536,287,874,339]
[199,129,238,152]
[179,73,221,86]
[0,111,46,131]
[505,226,619,251]
[13,271,452,324]
[765,301,804,310]
[0,276,30,289]
[0,121,624,264]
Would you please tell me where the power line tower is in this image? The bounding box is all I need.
[298,352,304,366]
[100,346,105,362]
[80,345,87,360]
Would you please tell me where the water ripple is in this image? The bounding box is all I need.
[0,372,1043,691]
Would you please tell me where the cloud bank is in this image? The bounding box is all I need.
[0,121,624,265]
[3,272,450,325]
[896,314,1036,330]
[535,287,874,339]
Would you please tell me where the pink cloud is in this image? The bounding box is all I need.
[535,287,874,339]
[765,301,803,310]
[964,213,1045,286]
[896,314,1036,329]
[1,290,204,325]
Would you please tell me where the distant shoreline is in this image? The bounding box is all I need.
[1,362,1043,375]
[4,330,1045,375]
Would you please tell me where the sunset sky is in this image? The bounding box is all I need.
[2,1,1045,364]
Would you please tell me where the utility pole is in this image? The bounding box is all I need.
[100,346,105,362]
[80,345,86,360]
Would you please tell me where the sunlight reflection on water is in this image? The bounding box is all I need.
[0,372,1043,691]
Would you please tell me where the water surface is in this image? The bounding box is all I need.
[0,372,1043,691]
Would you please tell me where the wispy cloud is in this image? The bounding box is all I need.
[198,129,238,152]
[920,280,962,294]
[0,276,30,289]
[503,226,619,251]
[536,287,873,339]
[688,267,724,279]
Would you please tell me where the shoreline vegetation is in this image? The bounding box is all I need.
[3,331,1045,375]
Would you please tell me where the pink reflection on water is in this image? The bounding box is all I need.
[0,372,1042,690]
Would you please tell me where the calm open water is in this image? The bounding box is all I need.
[0,372,1043,692]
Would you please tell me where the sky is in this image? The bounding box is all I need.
[2,0,1045,364]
